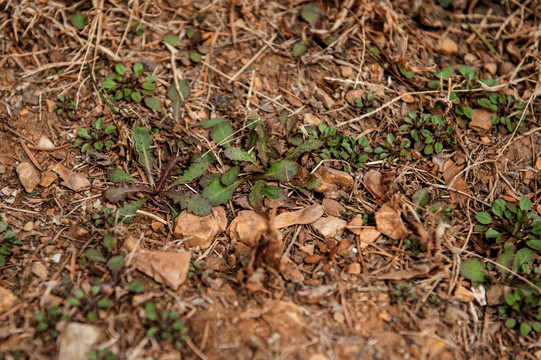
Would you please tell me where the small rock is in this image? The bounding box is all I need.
[17,162,40,193]
[463,53,477,65]
[23,221,34,231]
[347,262,361,274]
[333,311,345,324]
[322,199,346,217]
[486,284,511,305]
[309,355,328,360]
[315,87,335,109]
[151,220,164,233]
[173,207,226,249]
[378,310,392,322]
[358,227,381,249]
[280,263,304,283]
[341,65,355,78]
[469,109,494,132]
[31,262,48,280]
[68,224,89,239]
[498,61,514,76]
[39,170,58,188]
[312,216,348,239]
[37,136,55,149]
[434,37,458,55]
[0,287,17,312]
[298,244,314,255]
[312,166,354,199]
[228,210,268,246]
[275,205,324,229]
[58,323,100,360]
[303,113,323,126]
[453,284,475,302]
[375,203,408,240]
[483,63,497,76]
[51,253,62,263]
[346,214,364,235]
[133,250,191,290]
[345,89,365,106]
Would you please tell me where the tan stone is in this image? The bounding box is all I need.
[303,113,323,126]
[470,109,494,132]
[315,87,335,109]
[358,227,381,249]
[341,65,355,78]
[498,61,514,76]
[312,216,348,239]
[17,162,40,193]
[31,262,48,280]
[312,166,354,199]
[322,199,346,217]
[59,323,100,360]
[133,250,191,290]
[346,214,364,235]
[483,62,497,75]
[375,203,408,240]
[434,37,458,55]
[151,220,164,233]
[347,262,361,274]
[228,210,268,246]
[173,206,226,249]
[39,170,58,187]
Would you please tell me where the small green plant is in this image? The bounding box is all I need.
[0,218,19,266]
[88,348,118,360]
[353,93,378,112]
[73,117,117,156]
[398,112,455,156]
[124,21,145,37]
[52,95,77,120]
[143,302,187,349]
[91,206,115,227]
[499,288,541,336]
[188,261,213,286]
[80,234,128,282]
[393,283,417,303]
[35,306,69,338]
[162,27,208,63]
[429,65,496,91]
[403,238,426,255]
[66,280,114,322]
[102,63,161,111]
[481,93,526,133]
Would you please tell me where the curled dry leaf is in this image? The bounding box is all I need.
[274,204,324,229]
[442,160,471,205]
[375,202,408,240]
[52,163,90,192]
[364,170,386,200]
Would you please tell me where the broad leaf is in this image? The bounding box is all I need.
[168,160,209,189]
[497,242,515,278]
[476,212,492,225]
[132,126,155,185]
[255,124,269,167]
[144,96,162,112]
[221,166,240,186]
[249,180,265,208]
[460,259,486,282]
[167,79,190,122]
[263,160,298,182]
[196,118,228,129]
[71,12,88,29]
[412,189,430,208]
[210,121,234,147]
[224,147,257,164]
[202,179,242,205]
[292,41,307,57]
[264,185,284,201]
[105,184,150,202]
[167,192,212,216]
[286,139,323,159]
[107,255,124,277]
[127,281,145,293]
[163,34,181,47]
[85,249,106,262]
[512,248,535,272]
[119,198,147,223]
[301,4,320,27]
[108,169,139,183]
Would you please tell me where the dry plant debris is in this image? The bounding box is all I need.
[1,0,541,359]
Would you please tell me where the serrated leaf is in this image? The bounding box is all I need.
[301,4,320,27]
[107,255,124,276]
[292,41,307,57]
[255,124,269,167]
[202,179,242,206]
[132,126,155,185]
[71,12,88,29]
[460,259,486,282]
[85,249,106,262]
[249,180,265,208]
[286,139,323,159]
[263,160,298,182]
[171,192,212,216]
[224,147,257,163]
[163,34,181,47]
[108,169,139,183]
[221,166,240,186]
[119,198,147,223]
[412,188,430,207]
[168,160,209,189]
[210,121,234,147]
[167,79,190,122]
[105,184,150,202]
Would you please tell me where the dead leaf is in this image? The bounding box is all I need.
[434,37,458,54]
[346,214,364,235]
[280,262,304,282]
[364,170,386,200]
[358,227,381,249]
[442,160,471,205]
[52,163,90,192]
[275,204,324,228]
[322,199,346,217]
[377,264,434,280]
[375,203,408,240]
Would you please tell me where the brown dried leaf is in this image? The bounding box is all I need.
[274,204,324,229]
[375,203,408,240]
[52,163,90,192]
[364,170,386,200]
[442,160,471,205]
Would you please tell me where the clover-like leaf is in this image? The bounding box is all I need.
[71,12,88,29]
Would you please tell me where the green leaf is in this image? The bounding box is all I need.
[85,249,106,262]
[132,126,154,184]
[145,303,157,321]
[527,240,541,250]
[223,147,257,163]
[505,318,516,328]
[301,4,320,27]
[103,234,115,252]
[286,139,323,159]
[264,185,283,200]
[144,97,162,112]
[0,254,4,266]
[255,124,269,167]
[210,121,234,147]
[202,179,242,206]
[513,248,535,271]
[476,212,492,225]
[521,322,532,336]
[163,34,181,47]
[485,229,501,239]
[460,259,486,282]
[131,92,142,102]
[183,193,212,216]
[168,160,209,188]
[478,98,498,111]
[105,125,117,135]
[519,197,532,211]
[196,118,227,129]
[127,281,145,293]
[115,63,126,76]
[107,255,124,276]
[412,188,430,208]
[108,169,139,183]
[189,50,201,63]
[93,117,103,130]
[167,80,190,121]
[119,198,147,223]
[399,67,415,79]
[292,41,307,57]
[0,221,7,233]
[77,128,91,140]
[492,199,506,217]
[263,160,298,182]
[97,299,113,308]
[142,81,155,91]
[249,180,265,208]
[440,66,454,80]
[71,12,88,29]
[221,166,240,186]
[102,79,117,90]
[74,289,84,299]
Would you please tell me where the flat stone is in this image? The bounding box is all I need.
[345,89,365,106]
[341,65,355,78]
[37,136,55,149]
[39,170,58,187]
[17,162,40,193]
[133,250,191,290]
[173,206,226,249]
[375,203,408,240]
[58,323,100,360]
[347,263,361,274]
[151,220,164,233]
[303,113,323,126]
[312,216,348,239]
[228,210,268,246]
[498,61,514,76]
[0,287,17,313]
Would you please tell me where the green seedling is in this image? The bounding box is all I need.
[124,21,145,37]
[52,95,77,120]
[73,117,117,156]
[0,218,20,266]
[88,348,118,360]
[403,238,426,256]
[66,280,115,322]
[483,93,526,133]
[499,288,541,337]
[143,302,187,349]
[35,306,69,338]
[102,63,161,112]
[81,234,125,281]
[353,93,378,112]
[393,283,417,304]
[398,112,455,156]
[91,206,115,227]
[162,27,208,63]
